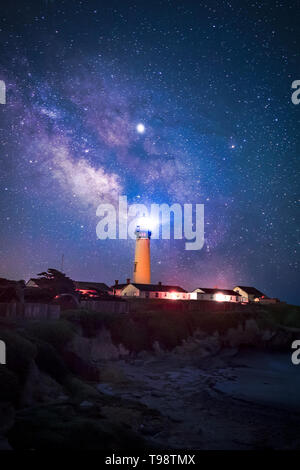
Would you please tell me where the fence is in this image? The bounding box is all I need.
[0,302,60,319]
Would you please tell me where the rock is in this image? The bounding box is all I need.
[58,394,69,401]
[21,361,66,407]
[140,423,161,436]
[153,341,165,356]
[96,383,115,395]
[173,334,221,357]
[151,391,164,397]
[68,328,130,362]
[62,350,101,381]
[0,402,14,430]
[0,436,12,450]
[80,400,94,408]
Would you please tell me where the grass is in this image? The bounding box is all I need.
[24,319,76,351]
[62,309,114,337]
[56,305,300,353]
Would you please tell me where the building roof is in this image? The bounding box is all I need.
[111,283,187,293]
[234,286,266,297]
[111,283,128,290]
[26,278,52,289]
[74,281,109,292]
[193,287,241,296]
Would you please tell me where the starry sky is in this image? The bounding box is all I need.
[0,0,299,304]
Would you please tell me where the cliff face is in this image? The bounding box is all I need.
[0,306,299,450]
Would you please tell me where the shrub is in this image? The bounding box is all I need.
[62,310,114,337]
[35,340,70,383]
[147,311,189,350]
[99,363,128,384]
[259,304,300,329]
[110,317,150,352]
[25,319,76,351]
[64,376,100,401]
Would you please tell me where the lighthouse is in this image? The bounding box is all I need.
[133,225,151,284]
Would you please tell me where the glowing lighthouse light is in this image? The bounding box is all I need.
[136,123,145,134]
[136,215,158,232]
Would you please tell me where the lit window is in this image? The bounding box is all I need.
[215,293,226,302]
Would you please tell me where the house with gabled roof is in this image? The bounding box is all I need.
[111,279,188,300]
[233,286,266,302]
[190,287,242,303]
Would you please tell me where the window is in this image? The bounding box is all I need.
[155,292,159,298]
[210,295,213,299]
[134,262,137,273]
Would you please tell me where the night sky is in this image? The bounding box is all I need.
[0,0,299,304]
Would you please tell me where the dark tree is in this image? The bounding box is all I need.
[0,278,25,302]
[36,269,75,297]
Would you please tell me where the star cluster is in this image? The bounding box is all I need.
[0,0,299,303]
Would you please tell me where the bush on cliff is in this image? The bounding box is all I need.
[109,316,150,352]
[62,310,114,337]
[34,340,70,384]
[25,319,76,351]
[264,304,300,328]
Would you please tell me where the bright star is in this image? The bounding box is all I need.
[136,123,145,133]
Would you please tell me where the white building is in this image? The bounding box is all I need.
[233,286,278,304]
[111,280,188,300]
[190,288,242,303]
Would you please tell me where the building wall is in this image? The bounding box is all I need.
[113,288,124,296]
[147,291,188,300]
[190,290,242,302]
[120,284,188,300]
[121,284,141,297]
[233,287,252,302]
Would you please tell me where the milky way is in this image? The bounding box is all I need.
[0,0,299,303]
